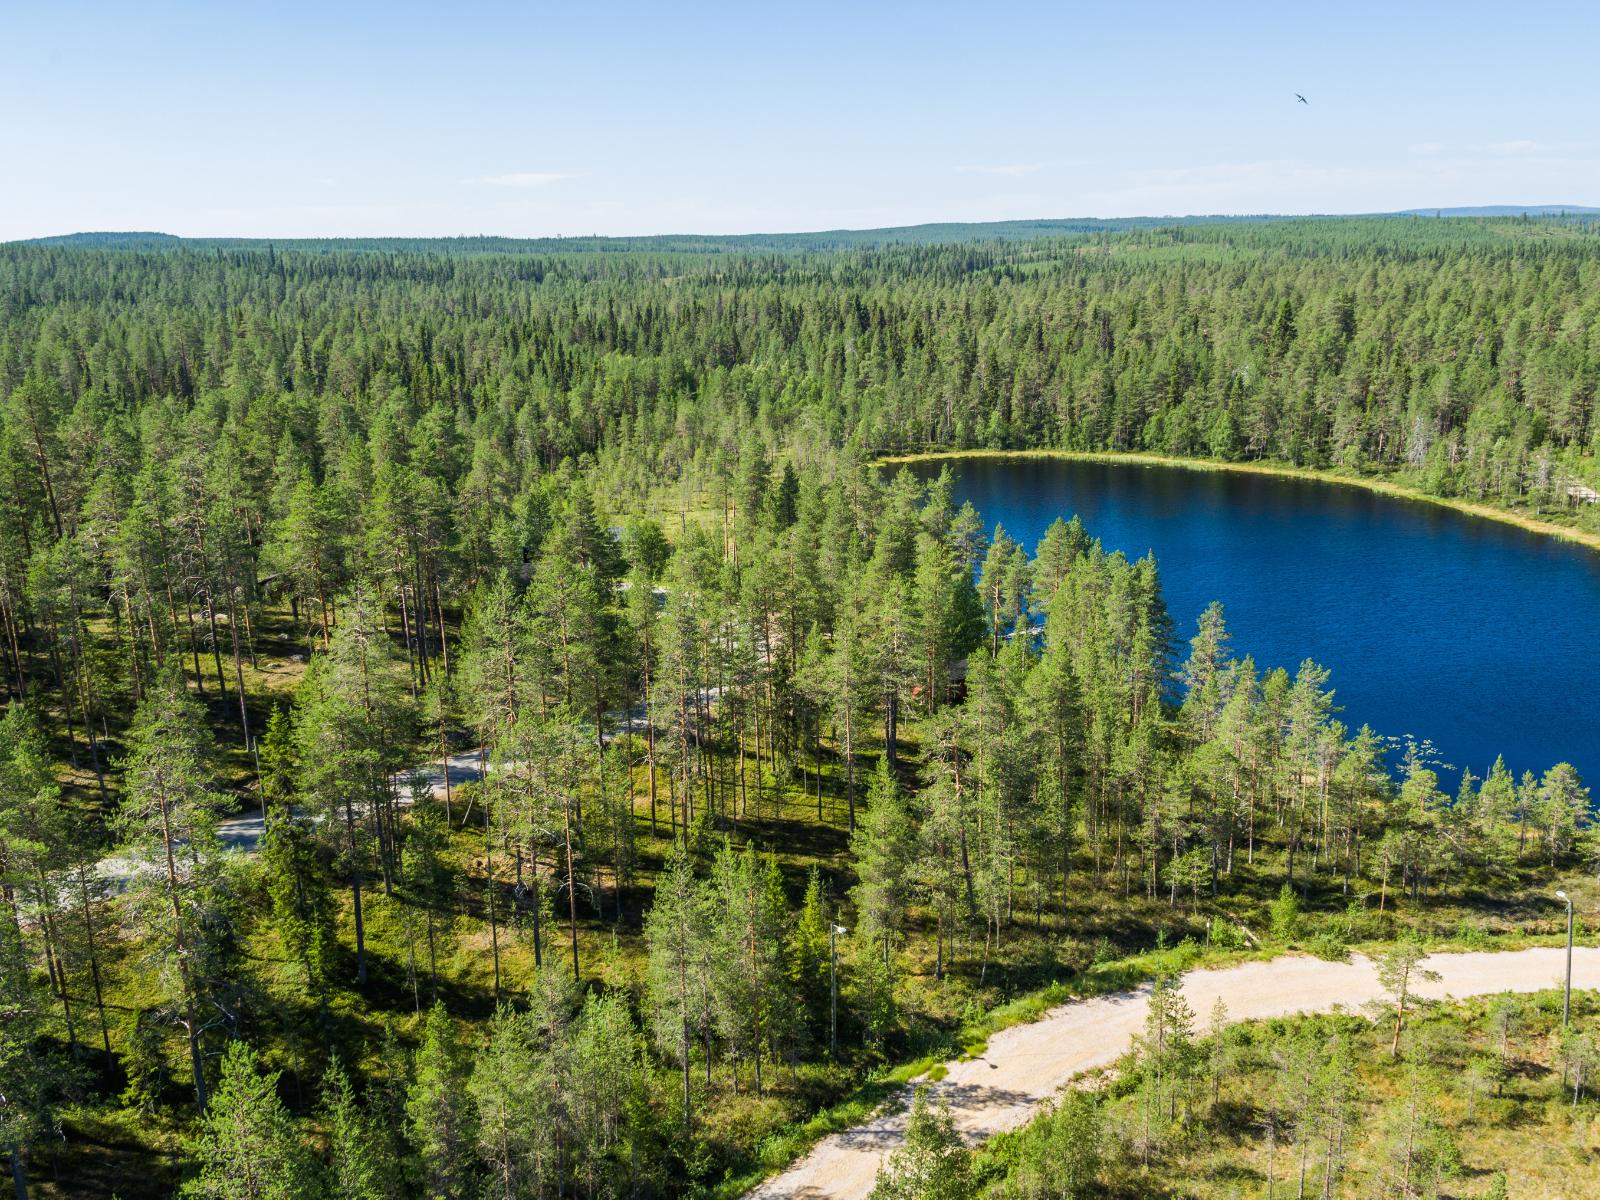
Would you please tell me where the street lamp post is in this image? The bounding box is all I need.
[1556,890,1573,1028]
[830,923,847,1056]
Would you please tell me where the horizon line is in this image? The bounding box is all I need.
[9,204,1600,247]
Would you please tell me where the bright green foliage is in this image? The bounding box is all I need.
[1370,1070,1462,1200]
[407,1004,477,1200]
[261,813,337,997]
[0,915,58,1200]
[469,1005,557,1200]
[1131,975,1198,1158]
[294,589,413,985]
[997,1091,1101,1200]
[117,671,231,1113]
[788,867,833,1046]
[566,991,650,1198]
[267,470,348,648]
[593,740,639,920]
[0,702,67,899]
[257,705,296,816]
[850,758,916,966]
[705,842,793,1095]
[183,1042,317,1200]
[319,1056,398,1200]
[120,1009,167,1115]
[643,843,712,1132]
[869,1088,974,1200]
[1268,883,1302,943]
[1378,936,1440,1056]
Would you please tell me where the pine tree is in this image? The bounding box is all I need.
[256,704,295,819]
[469,1006,556,1200]
[183,1042,316,1200]
[868,1088,973,1200]
[0,701,86,1057]
[567,991,647,1198]
[1371,1069,1461,1200]
[1534,762,1589,865]
[0,915,58,1200]
[120,1008,167,1116]
[706,841,791,1095]
[824,589,873,829]
[643,843,711,1132]
[1134,975,1197,1155]
[268,470,347,649]
[1001,1091,1100,1200]
[1378,937,1439,1057]
[117,671,229,1113]
[319,1056,396,1200]
[851,758,916,967]
[294,589,411,985]
[788,868,833,1047]
[407,1004,476,1200]
[261,813,337,1000]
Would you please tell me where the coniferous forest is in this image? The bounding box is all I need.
[0,217,1597,1199]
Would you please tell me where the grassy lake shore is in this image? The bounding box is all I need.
[875,449,1600,555]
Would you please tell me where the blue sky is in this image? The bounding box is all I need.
[4,0,1598,239]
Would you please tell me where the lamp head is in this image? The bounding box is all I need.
[1556,890,1568,901]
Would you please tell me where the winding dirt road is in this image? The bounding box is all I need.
[747,946,1600,1200]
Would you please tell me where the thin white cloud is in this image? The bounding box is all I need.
[1485,140,1545,156]
[464,172,582,189]
[957,163,1044,177]
[1408,142,1443,156]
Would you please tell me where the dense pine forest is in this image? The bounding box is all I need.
[0,217,1596,1199]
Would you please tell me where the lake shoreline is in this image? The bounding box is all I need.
[876,448,1600,555]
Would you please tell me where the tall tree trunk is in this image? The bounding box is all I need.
[224,586,251,745]
[156,788,209,1112]
[484,784,500,1000]
[75,863,112,1064]
[564,794,581,980]
[343,797,367,986]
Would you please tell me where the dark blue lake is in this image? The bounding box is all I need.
[910,456,1600,784]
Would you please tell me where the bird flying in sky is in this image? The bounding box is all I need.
[1296,93,1308,104]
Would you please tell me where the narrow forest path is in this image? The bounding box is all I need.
[746,946,1600,1200]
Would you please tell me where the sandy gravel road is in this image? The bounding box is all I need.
[748,946,1600,1200]
[94,749,490,888]
[101,684,722,880]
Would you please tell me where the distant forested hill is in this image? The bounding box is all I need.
[20,230,184,248]
[21,208,1597,255]
[15,215,1280,254]
[1397,204,1600,216]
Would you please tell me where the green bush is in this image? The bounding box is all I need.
[1305,930,1351,961]
[1205,918,1247,951]
[1268,884,1302,943]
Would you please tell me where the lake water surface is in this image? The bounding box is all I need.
[909,456,1600,784]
